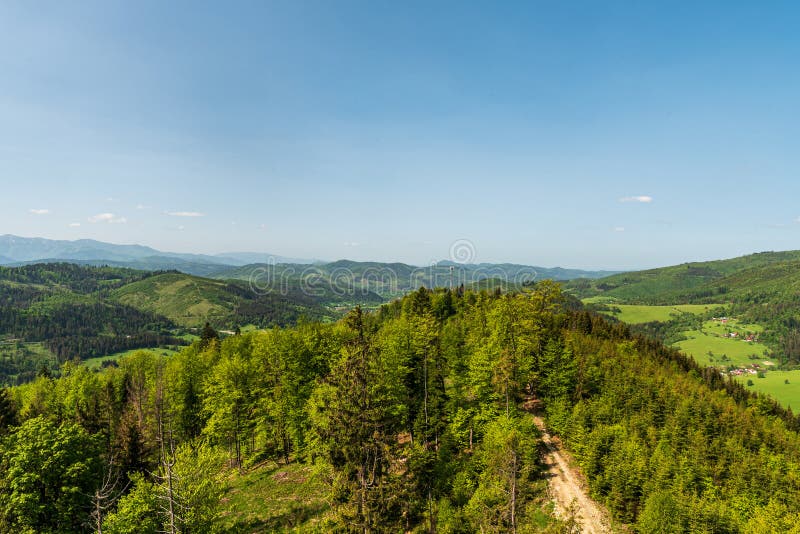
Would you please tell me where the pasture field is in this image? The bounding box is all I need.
[703,318,764,336]
[673,328,770,368]
[587,301,711,324]
[735,370,800,410]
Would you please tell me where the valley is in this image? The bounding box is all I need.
[572,251,800,410]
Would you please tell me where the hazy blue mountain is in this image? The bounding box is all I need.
[0,236,622,283]
[0,235,315,269]
[0,235,161,262]
[434,261,620,280]
[213,251,319,265]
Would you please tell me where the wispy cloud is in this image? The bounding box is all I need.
[68,222,81,227]
[136,204,149,210]
[29,208,50,215]
[166,211,205,217]
[343,241,361,247]
[619,195,653,203]
[88,213,127,224]
[613,226,625,232]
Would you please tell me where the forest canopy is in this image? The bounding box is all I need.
[1,283,799,532]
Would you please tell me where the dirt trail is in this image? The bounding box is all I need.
[532,414,612,534]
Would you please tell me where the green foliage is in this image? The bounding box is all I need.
[0,387,17,433]
[101,473,160,534]
[102,442,225,534]
[0,416,101,533]
[8,280,800,532]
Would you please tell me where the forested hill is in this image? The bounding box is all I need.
[0,263,369,385]
[564,250,800,367]
[211,259,619,298]
[566,249,800,303]
[2,284,800,531]
[0,263,181,383]
[0,235,621,281]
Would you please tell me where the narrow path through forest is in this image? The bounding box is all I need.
[528,410,613,533]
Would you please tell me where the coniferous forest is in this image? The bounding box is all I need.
[2,283,800,532]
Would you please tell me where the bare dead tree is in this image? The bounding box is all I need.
[154,365,181,534]
[87,450,128,534]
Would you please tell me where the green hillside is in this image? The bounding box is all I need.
[0,264,376,385]
[571,251,800,409]
[4,286,800,531]
[567,250,800,303]
[214,260,543,298]
[0,264,183,384]
[111,273,239,327]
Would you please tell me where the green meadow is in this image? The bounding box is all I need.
[736,370,800,411]
[586,300,711,324]
[596,306,799,409]
[675,323,771,368]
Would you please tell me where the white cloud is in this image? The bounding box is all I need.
[68,222,81,227]
[343,241,361,247]
[29,208,50,215]
[619,195,653,203]
[136,204,149,210]
[613,226,626,232]
[166,211,205,217]
[88,213,127,224]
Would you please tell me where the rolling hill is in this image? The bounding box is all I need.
[212,259,620,298]
[568,250,800,397]
[110,273,241,327]
[0,263,375,385]
[0,236,621,282]
[566,250,800,303]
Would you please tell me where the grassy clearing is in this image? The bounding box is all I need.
[590,302,710,324]
[702,318,763,336]
[736,370,800,410]
[674,329,770,368]
[584,300,800,410]
[218,462,329,533]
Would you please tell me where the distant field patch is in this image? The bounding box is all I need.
[674,329,770,368]
[588,302,710,324]
[735,370,800,410]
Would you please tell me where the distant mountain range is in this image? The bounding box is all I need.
[0,235,317,270]
[0,235,621,282]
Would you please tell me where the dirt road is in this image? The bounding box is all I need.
[532,415,612,534]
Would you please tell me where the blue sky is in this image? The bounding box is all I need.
[2,1,800,270]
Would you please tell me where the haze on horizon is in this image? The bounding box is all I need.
[2,1,800,271]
